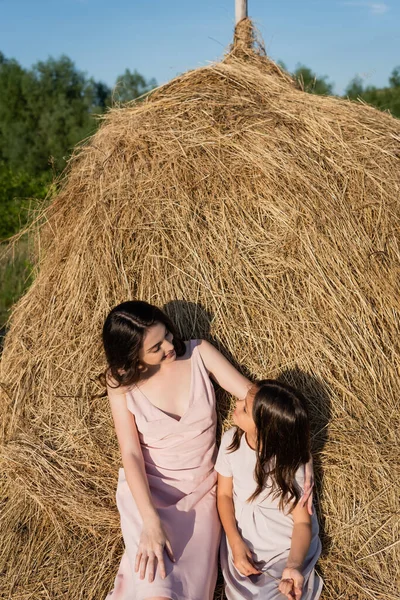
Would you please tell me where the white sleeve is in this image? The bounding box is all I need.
[215,429,235,477]
[294,464,305,495]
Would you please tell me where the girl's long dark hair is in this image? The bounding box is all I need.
[228,379,311,511]
[102,301,186,388]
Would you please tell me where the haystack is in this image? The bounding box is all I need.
[1,19,399,600]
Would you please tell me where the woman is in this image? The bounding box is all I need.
[103,300,313,600]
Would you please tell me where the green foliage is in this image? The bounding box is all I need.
[278,59,400,118]
[113,69,156,103]
[0,54,157,175]
[1,48,399,332]
[92,80,112,109]
[0,163,51,240]
[0,54,111,174]
[389,67,400,88]
[276,61,334,96]
[345,75,365,100]
[345,66,400,118]
[0,239,32,332]
[0,52,157,330]
[293,64,334,95]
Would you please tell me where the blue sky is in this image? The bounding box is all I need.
[0,1,399,95]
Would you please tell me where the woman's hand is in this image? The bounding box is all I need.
[135,519,175,582]
[301,456,314,515]
[231,537,261,577]
[279,567,304,600]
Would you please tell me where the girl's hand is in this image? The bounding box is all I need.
[231,538,261,577]
[301,457,314,516]
[135,519,175,582]
[279,568,304,600]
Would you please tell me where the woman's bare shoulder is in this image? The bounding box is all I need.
[195,338,212,348]
[196,338,216,357]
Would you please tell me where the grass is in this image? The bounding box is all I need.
[0,239,32,335]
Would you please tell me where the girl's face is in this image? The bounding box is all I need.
[232,385,258,438]
[139,322,176,367]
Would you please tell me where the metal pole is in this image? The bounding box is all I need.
[235,0,248,25]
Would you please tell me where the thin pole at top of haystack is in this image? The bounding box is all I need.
[235,0,248,24]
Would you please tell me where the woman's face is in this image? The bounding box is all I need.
[139,322,176,367]
[232,386,258,437]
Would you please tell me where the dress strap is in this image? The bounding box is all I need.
[189,338,199,353]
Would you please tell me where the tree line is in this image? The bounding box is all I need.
[0,52,155,239]
[1,52,399,240]
[292,63,400,116]
[0,52,399,335]
[0,53,155,333]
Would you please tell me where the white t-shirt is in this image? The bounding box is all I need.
[215,427,305,511]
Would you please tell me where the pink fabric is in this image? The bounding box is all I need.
[106,340,221,600]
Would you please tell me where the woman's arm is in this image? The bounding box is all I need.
[108,383,174,582]
[278,502,312,600]
[198,339,252,400]
[301,458,314,516]
[217,473,260,576]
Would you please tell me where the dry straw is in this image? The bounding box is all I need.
[1,18,399,600]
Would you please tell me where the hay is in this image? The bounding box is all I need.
[1,18,399,599]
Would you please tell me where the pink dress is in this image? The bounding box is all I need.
[106,340,221,600]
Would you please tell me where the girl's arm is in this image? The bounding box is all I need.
[197,339,252,399]
[278,503,312,600]
[217,473,261,576]
[108,383,174,582]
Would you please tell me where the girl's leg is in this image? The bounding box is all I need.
[144,597,172,600]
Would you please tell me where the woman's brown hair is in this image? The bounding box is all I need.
[102,300,186,388]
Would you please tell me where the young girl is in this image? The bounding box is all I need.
[216,380,322,600]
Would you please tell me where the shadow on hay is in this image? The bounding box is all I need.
[163,300,253,441]
[278,368,332,557]
[164,300,332,559]
[0,325,7,353]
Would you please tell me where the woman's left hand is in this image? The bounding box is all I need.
[301,456,314,515]
[279,567,304,600]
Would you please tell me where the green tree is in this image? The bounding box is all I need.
[23,55,102,172]
[0,54,156,174]
[345,67,400,118]
[293,64,334,95]
[0,162,50,240]
[0,52,156,333]
[92,79,112,109]
[0,238,33,337]
[345,75,365,99]
[0,54,110,174]
[0,55,36,171]
[389,66,400,88]
[113,69,156,103]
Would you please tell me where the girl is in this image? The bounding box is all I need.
[216,380,322,600]
[103,301,314,600]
